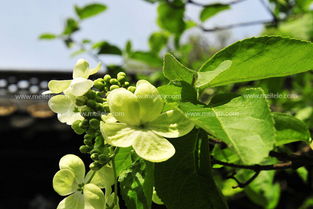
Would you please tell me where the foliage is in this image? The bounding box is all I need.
[41,1,313,209]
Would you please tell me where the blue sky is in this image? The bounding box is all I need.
[0,0,271,71]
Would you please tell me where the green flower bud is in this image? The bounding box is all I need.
[81,106,93,118]
[79,145,91,153]
[110,85,120,91]
[89,162,99,170]
[117,72,126,78]
[98,153,109,162]
[103,74,111,82]
[85,90,97,99]
[86,129,97,135]
[94,135,104,148]
[94,79,105,90]
[71,120,85,135]
[84,133,94,140]
[80,119,89,129]
[89,118,100,129]
[87,100,97,109]
[96,92,106,98]
[84,139,93,146]
[109,78,119,85]
[127,86,136,93]
[122,81,130,88]
[76,96,87,106]
[91,153,99,160]
[117,72,126,83]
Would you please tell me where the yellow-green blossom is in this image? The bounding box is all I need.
[100,80,194,163]
[53,154,115,209]
[44,59,101,125]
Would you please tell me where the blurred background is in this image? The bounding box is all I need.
[1,0,313,208]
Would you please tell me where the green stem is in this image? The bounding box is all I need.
[112,148,119,205]
[85,170,96,184]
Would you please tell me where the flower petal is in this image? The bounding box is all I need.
[57,193,84,209]
[105,192,120,209]
[53,169,78,196]
[132,130,175,162]
[135,80,164,123]
[100,122,136,147]
[48,80,72,93]
[147,109,194,138]
[87,63,102,77]
[86,166,114,189]
[73,59,101,79]
[48,95,73,114]
[107,88,140,126]
[83,183,106,209]
[73,59,89,79]
[59,154,85,183]
[58,111,84,125]
[64,78,94,97]
[152,188,164,205]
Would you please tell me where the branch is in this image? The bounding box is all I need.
[188,0,247,7]
[212,149,313,171]
[228,171,260,188]
[212,158,293,171]
[259,0,279,25]
[199,19,273,32]
[75,40,108,73]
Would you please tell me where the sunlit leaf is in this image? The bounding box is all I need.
[75,3,107,20]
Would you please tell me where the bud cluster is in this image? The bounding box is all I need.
[71,72,136,170]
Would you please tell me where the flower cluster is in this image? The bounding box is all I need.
[46,59,195,209]
[53,154,118,209]
[100,80,194,162]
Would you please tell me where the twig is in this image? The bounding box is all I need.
[212,158,293,171]
[188,0,247,7]
[259,0,279,25]
[199,19,273,32]
[228,171,260,188]
[75,40,107,73]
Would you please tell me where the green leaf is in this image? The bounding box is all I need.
[149,32,168,54]
[39,33,57,40]
[273,112,311,146]
[212,146,240,165]
[296,0,313,11]
[93,41,122,55]
[62,18,79,35]
[265,13,313,40]
[157,82,197,104]
[200,4,230,22]
[157,3,185,34]
[163,53,195,84]
[129,51,162,67]
[179,88,276,164]
[114,147,132,177]
[119,161,154,209]
[195,60,232,88]
[238,168,280,209]
[75,3,107,20]
[299,196,313,209]
[154,130,229,209]
[125,40,132,54]
[198,36,313,88]
[71,49,86,57]
[297,167,308,182]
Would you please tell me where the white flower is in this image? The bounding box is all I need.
[44,59,101,125]
[53,154,115,209]
[100,80,194,162]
